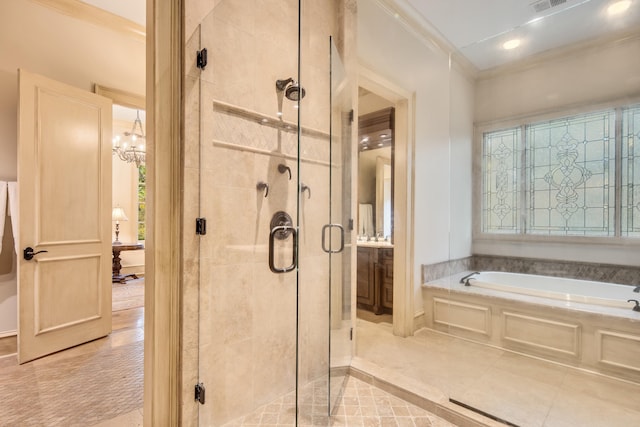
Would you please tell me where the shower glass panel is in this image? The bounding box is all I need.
[195,1,351,424]
[327,37,353,413]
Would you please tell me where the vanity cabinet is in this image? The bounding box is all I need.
[357,246,393,315]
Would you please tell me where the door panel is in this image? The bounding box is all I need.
[18,69,112,364]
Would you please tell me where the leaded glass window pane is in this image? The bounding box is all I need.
[482,128,521,233]
[526,111,615,236]
[622,105,640,237]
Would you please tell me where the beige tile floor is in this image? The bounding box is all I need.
[355,318,640,427]
[6,304,638,426]
[0,308,144,426]
[219,376,456,427]
[97,376,455,427]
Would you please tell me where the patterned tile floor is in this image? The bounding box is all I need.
[0,308,144,426]
[221,376,455,427]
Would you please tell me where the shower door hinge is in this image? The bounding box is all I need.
[195,382,206,404]
[197,48,208,70]
[350,327,353,340]
[196,218,207,235]
[348,218,354,231]
[348,109,354,123]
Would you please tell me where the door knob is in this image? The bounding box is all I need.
[24,247,48,261]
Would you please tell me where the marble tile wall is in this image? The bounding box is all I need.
[471,255,640,285]
[422,255,640,286]
[422,257,473,284]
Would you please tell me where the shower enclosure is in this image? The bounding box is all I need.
[191,1,354,424]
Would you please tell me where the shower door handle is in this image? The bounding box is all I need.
[269,225,297,273]
[321,224,344,254]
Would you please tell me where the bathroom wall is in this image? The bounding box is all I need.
[474,35,640,266]
[183,0,352,424]
[357,0,475,318]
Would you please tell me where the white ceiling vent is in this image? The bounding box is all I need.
[530,0,567,13]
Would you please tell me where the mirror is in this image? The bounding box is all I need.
[357,98,394,240]
[376,157,392,238]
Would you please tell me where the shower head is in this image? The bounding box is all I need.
[276,77,306,101]
[285,83,305,101]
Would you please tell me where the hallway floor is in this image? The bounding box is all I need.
[0,307,144,426]
[356,318,640,427]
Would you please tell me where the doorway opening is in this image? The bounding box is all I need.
[357,68,415,337]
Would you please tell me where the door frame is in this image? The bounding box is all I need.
[358,66,416,337]
[144,0,183,425]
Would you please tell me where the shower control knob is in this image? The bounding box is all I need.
[23,247,48,261]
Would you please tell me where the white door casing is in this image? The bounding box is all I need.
[18,69,112,364]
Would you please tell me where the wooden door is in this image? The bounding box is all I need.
[17,69,112,364]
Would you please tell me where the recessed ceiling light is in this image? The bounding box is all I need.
[608,0,631,15]
[502,39,521,50]
[380,133,388,138]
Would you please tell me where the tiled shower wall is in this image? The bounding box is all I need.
[422,255,640,286]
[182,1,350,425]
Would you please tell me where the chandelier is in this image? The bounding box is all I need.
[113,110,146,167]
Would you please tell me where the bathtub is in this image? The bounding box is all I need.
[422,271,640,384]
[463,271,636,310]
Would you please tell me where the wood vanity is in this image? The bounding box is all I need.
[357,244,393,314]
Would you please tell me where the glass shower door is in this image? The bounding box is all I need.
[195,2,301,425]
[194,1,351,424]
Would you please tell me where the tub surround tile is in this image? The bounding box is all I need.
[422,257,473,283]
[471,255,640,286]
[423,255,640,286]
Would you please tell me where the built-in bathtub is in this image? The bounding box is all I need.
[422,271,640,384]
[463,271,637,309]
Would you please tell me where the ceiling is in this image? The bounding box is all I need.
[80,0,640,72]
[406,0,640,71]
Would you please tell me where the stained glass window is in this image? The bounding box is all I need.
[481,105,638,238]
[526,111,615,236]
[482,128,521,233]
[622,105,640,237]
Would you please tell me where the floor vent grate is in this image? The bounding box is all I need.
[449,398,520,426]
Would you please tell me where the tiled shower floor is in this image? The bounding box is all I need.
[222,376,455,426]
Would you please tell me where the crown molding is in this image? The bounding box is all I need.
[477,26,640,81]
[372,0,479,80]
[28,0,145,42]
